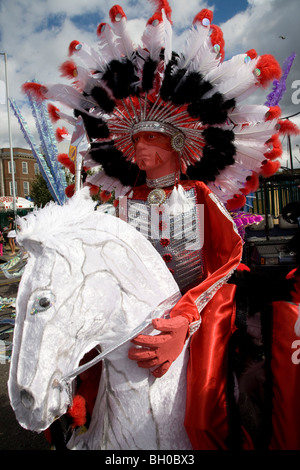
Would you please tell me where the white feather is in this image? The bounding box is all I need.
[204,60,258,100]
[97,23,120,61]
[205,54,251,85]
[190,39,220,75]
[228,104,269,124]
[233,120,277,141]
[44,84,97,114]
[71,42,105,72]
[177,23,210,70]
[111,16,135,59]
[162,9,172,64]
[141,20,165,62]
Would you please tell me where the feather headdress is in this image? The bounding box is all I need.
[22,0,299,207]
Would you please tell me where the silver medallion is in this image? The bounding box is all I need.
[147,188,166,205]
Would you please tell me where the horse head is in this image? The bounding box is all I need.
[8,188,180,436]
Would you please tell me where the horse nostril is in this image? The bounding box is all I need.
[20,389,35,409]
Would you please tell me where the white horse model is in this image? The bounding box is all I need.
[8,188,192,450]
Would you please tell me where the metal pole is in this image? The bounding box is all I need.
[1,52,16,216]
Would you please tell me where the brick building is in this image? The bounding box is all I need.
[0,147,38,198]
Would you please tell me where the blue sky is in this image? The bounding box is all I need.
[0,0,299,167]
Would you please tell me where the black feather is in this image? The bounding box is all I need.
[102,59,138,99]
[90,86,115,113]
[188,93,235,124]
[88,142,146,187]
[171,72,213,105]
[142,58,158,93]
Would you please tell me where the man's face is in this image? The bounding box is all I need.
[133,131,176,172]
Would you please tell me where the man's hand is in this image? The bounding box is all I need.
[128,316,189,378]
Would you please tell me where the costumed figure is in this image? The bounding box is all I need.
[15,0,300,450]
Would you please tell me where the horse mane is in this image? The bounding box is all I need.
[17,188,97,250]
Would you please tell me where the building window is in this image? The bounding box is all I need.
[34,163,39,175]
[23,181,30,196]
[8,161,16,174]
[9,181,18,196]
[22,161,28,174]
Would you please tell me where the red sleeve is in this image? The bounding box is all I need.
[170,182,243,327]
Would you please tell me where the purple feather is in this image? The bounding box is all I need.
[265,53,296,106]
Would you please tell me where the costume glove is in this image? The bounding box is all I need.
[128,316,189,378]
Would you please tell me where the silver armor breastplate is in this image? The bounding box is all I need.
[125,188,205,293]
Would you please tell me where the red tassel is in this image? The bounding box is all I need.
[48,104,60,122]
[65,183,75,198]
[226,194,247,211]
[255,54,281,88]
[56,127,69,142]
[109,5,126,22]
[68,395,87,428]
[246,49,257,59]
[193,9,213,24]
[278,119,300,135]
[100,190,112,202]
[59,60,78,79]
[69,40,81,56]
[265,105,281,121]
[264,134,282,160]
[22,82,47,101]
[260,160,280,177]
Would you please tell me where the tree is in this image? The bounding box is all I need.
[29,173,54,207]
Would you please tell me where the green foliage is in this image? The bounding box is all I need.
[29,173,54,207]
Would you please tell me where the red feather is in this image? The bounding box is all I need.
[226,194,247,211]
[22,82,47,101]
[210,25,225,60]
[47,104,60,122]
[56,127,69,142]
[88,184,100,196]
[59,60,78,79]
[109,5,126,22]
[100,190,112,202]
[69,40,81,56]
[237,263,251,272]
[97,22,106,37]
[68,395,86,428]
[264,134,282,160]
[193,9,213,24]
[265,105,281,121]
[241,172,259,194]
[65,183,75,198]
[246,49,257,59]
[278,119,300,135]
[260,159,280,177]
[57,153,71,167]
[256,54,281,88]
[150,0,172,22]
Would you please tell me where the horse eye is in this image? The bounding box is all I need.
[39,297,51,308]
[30,292,55,315]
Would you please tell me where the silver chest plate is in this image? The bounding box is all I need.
[125,188,205,293]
